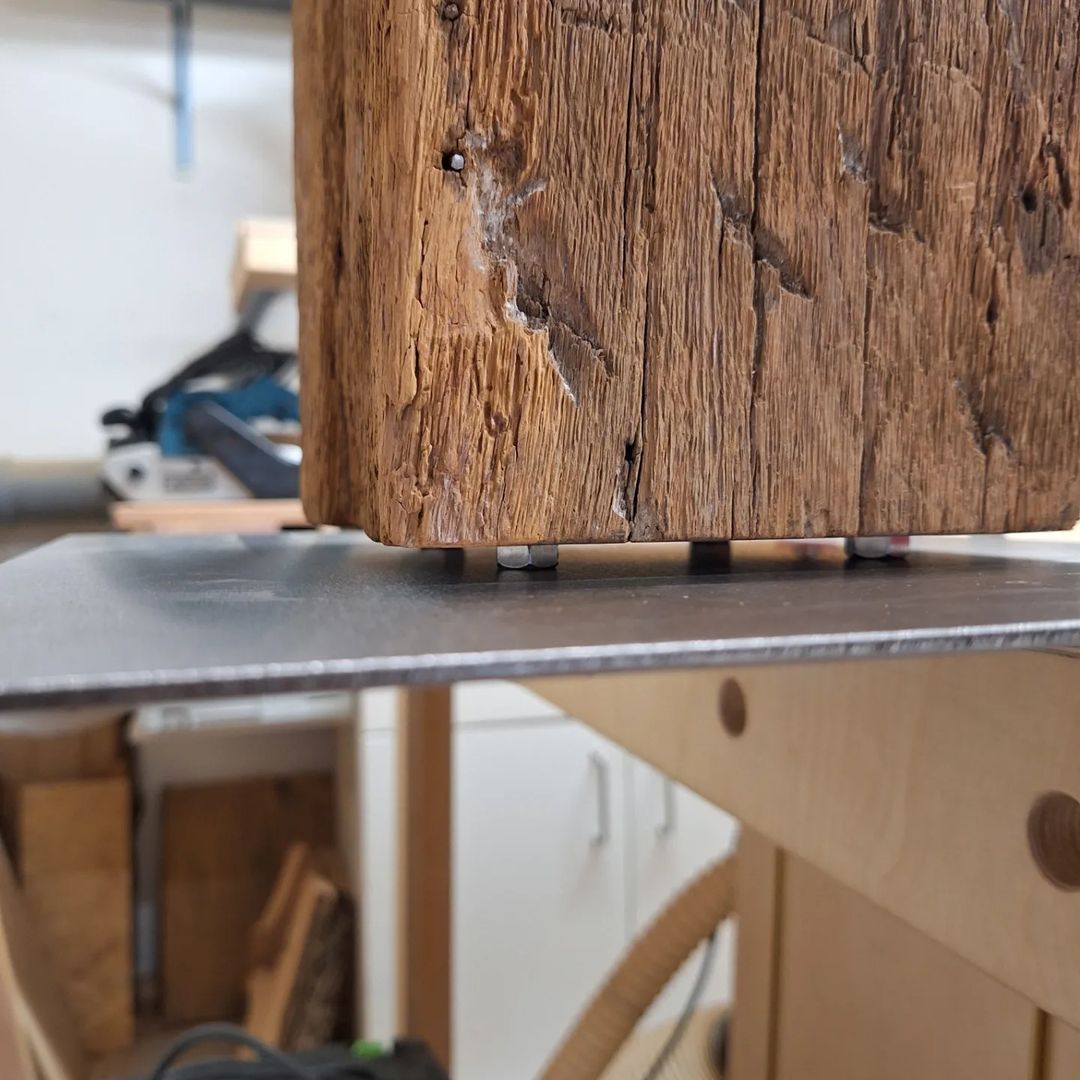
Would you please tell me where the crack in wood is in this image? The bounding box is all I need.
[627,2,662,537]
[954,378,1014,460]
[1046,141,1074,210]
[838,126,868,183]
[785,8,872,75]
[556,0,628,36]
[415,219,429,307]
[868,200,927,245]
[856,257,874,534]
[711,175,753,237]
[753,227,813,300]
[747,0,767,525]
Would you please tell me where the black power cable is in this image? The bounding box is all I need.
[142,1025,448,1080]
[147,1023,314,1080]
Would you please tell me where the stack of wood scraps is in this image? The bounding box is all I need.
[245,843,353,1052]
[161,774,336,1022]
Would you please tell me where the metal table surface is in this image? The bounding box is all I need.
[1,531,1080,710]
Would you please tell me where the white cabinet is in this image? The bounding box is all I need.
[357,687,739,1080]
[454,722,629,1080]
[359,728,398,1044]
[629,760,740,1027]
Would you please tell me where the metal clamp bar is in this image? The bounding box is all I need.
[171,0,194,171]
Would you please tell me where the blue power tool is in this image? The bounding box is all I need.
[102,329,301,501]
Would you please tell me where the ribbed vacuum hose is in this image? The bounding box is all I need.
[540,855,737,1080]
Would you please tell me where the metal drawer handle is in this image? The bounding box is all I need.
[589,752,611,847]
[656,776,677,837]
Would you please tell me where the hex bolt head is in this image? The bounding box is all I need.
[496,544,559,571]
[445,151,466,172]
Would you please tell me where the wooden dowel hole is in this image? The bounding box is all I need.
[1028,791,1080,891]
[718,679,747,737]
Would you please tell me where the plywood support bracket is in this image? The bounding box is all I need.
[526,652,1080,1031]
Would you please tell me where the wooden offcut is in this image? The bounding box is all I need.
[161,774,335,1022]
[231,217,298,313]
[0,837,86,1080]
[244,844,352,1051]
[0,716,123,863]
[16,777,133,1057]
[295,1,1079,547]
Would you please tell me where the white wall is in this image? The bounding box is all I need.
[0,0,297,460]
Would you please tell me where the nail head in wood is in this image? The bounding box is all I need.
[441,2,461,20]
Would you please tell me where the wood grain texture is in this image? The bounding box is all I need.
[110,499,307,535]
[774,856,1039,1080]
[0,837,85,1080]
[161,774,334,1022]
[296,0,1079,546]
[526,652,1080,1031]
[231,218,298,312]
[396,687,452,1069]
[1046,1019,1080,1080]
[334,716,365,1036]
[0,717,123,861]
[245,845,351,1052]
[17,777,133,1057]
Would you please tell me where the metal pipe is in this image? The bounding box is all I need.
[0,459,109,525]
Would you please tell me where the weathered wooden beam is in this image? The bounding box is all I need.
[295,1,1079,546]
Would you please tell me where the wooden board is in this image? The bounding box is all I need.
[231,217,298,312]
[1046,1019,1080,1080]
[110,499,308,536]
[335,716,365,1036]
[17,777,132,1057]
[729,830,782,1080]
[0,837,85,1080]
[294,0,1080,546]
[161,774,335,1022]
[773,855,1038,1080]
[526,651,1080,1032]
[397,688,452,1069]
[0,717,123,859]
[0,947,34,1080]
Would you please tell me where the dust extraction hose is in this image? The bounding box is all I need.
[539,854,737,1080]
